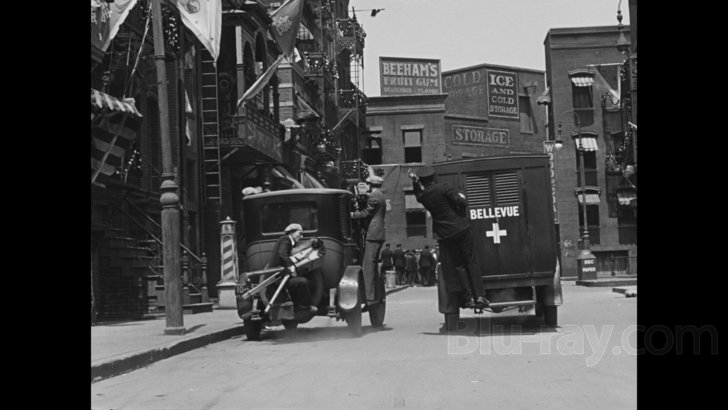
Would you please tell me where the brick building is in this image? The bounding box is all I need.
[365,62,548,250]
[543,25,636,279]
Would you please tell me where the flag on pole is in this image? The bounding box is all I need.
[237,55,285,106]
[92,0,139,52]
[175,0,222,62]
[237,0,304,105]
[270,0,304,58]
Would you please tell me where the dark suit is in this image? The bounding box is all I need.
[380,246,394,276]
[418,248,436,286]
[268,234,313,308]
[392,247,406,285]
[351,187,386,302]
[414,180,483,298]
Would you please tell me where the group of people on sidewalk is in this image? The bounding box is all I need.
[379,243,437,287]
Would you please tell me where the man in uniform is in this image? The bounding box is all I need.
[410,166,489,308]
[350,174,387,305]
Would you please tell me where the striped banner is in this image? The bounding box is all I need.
[91,89,142,181]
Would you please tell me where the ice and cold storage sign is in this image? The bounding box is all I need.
[486,69,519,119]
[380,57,442,96]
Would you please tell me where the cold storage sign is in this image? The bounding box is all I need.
[486,69,519,119]
[380,57,442,96]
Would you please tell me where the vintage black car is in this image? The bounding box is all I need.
[235,188,386,340]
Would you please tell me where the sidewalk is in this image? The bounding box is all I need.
[91,285,410,383]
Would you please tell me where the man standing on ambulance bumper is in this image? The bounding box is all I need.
[410,166,489,309]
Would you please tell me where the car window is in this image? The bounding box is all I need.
[260,202,318,234]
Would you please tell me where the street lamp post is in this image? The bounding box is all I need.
[558,110,597,280]
[151,0,184,334]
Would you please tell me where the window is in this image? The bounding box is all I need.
[405,191,427,237]
[569,70,595,126]
[605,173,621,218]
[519,96,533,133]
[403,130,422,163]
[260,202,318,234]
[362,137,382,165]
[576,150,598,187]
[577,204,600,246]
[617,206,637,245]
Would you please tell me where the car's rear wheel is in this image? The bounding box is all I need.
[244,318,262,340]
[544,305,558,326]
[282,320,298,330]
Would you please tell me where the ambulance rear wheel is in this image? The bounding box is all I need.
[444,313,460,332]
[544,306,558,326]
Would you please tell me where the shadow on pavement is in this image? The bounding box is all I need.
[239,323,393,344]
[422,316,560,337]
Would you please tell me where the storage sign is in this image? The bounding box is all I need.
[452,125,510,147]
[380,57,442,96]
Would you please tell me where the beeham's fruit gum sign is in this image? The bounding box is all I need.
[379,57,442,96]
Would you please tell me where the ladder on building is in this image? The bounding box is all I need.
[200,49,222,210]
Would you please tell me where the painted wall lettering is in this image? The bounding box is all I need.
[452,125,510,147]
[486,69,519,119]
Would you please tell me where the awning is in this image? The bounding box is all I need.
[300,170,326,189]
[272,166,305,189]
[575,136,598,151]
[570,76,595,87]
[536,86,551,105]
[91,89,142,117]
[405,194,425,210]
[576,193,601,205]
[617,191,637,206]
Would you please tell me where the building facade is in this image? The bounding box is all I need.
[91,0,369,321]
[543,25,636,279]
[365,62,548,250]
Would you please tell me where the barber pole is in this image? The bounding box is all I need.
[217,217,239,308]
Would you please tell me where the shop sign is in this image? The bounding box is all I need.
[380,57,441,96]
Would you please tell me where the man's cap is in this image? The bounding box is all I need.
[284,223,303,233]
[416,166,435,179]
[366,174,383,185]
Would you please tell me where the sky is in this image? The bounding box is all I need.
[347,0,631,97]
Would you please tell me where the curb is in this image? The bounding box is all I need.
[92,286,412,383]
[91,325,244,383]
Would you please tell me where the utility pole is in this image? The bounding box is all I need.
[151,0,184,335]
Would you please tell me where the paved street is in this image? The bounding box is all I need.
[91,282,636,409]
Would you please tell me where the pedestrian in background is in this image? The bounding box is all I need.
[393,244,406,285]
[418,244,436,286]
[405,249,418,286]
[380,243,394,277]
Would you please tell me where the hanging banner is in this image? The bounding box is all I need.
[486,69,519,119]
[176,0,222,62]
[91,0,139,52]
[269,0,304,58]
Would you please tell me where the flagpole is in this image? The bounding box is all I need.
[151,0,185,335]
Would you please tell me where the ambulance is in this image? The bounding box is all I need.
[432,154,562,330]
